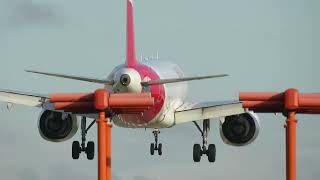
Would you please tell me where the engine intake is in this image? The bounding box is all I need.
[220,111,260,146]
[38,110,78,142]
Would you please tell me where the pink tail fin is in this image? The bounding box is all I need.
[126,0,138,67]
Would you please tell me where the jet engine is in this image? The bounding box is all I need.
[220,111,260,146]
[38,110,78,142]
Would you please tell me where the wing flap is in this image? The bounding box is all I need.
[175,101,245,124]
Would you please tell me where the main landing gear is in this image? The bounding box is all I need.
[72,117,96,160]
[193,119,216,163]
[150,129,162,156]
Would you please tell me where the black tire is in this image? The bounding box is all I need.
[207,144,216,163]
[193,144,202,162]
[158,143,162,156]
[150,143,155,155]
[72,141,81,160]
[86,141,95,160]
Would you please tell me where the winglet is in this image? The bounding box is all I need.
[126,0,138,67]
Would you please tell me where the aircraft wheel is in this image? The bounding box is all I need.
[207,144,216,163]
[158,143,162,156]
[72,141,81,160]
[86,141,95,160]
[150,143,155,155]
[193,144,202,162]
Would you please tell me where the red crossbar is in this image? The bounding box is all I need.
[240,90,320,113]
[50,92,152,103]
[50,92,154,113]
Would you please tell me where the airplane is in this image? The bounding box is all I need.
[0,0,260,163]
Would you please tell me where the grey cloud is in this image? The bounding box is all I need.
[1,0,64,28]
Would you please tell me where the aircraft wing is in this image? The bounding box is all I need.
[174,100,245,124]
[0,89,48,107]
[0,89,100,119]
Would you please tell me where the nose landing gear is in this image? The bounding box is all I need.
[72,117,96,160]
[150,129,162,156]
[193,119,216,163]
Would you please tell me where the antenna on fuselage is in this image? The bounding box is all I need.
[141,50,160,61]
[156,50,159,60]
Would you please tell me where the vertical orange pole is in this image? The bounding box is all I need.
[97,111,112,180]
[106,119,112,180]
[286,111,296,180]
[95,89,111,180]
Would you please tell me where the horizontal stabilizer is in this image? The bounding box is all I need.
[25,70,114,85]
[141,74,228,86]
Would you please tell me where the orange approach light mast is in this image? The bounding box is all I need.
[49,89,154,180]
[240,88,320,180]
[48,88,320,180]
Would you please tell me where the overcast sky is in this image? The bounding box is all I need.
[0,0,319,179]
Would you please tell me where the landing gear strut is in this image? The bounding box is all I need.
[72,117,96,160]
[150,129,162,156]
[193,119,216,163]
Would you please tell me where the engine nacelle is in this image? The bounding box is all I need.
[220,111,260,146]
[38,110,78,142]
